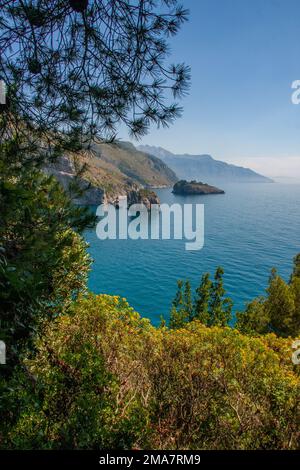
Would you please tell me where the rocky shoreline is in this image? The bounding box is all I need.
[44,154,161,207]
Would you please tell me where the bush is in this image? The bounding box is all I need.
[1,295,154,449]
[2,294,299,450]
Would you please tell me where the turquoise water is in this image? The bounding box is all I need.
[85,183,300,325]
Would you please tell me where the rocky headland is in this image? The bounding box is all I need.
[172,180,225,195]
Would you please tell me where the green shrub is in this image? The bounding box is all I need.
[3,294,299,450]
[237,260,300,337]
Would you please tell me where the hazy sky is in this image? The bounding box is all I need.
[125,0,300,178]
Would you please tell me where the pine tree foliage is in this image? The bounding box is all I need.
[169,279,192,328]
[170,268,232,329]
[0,136,94,370]
[193,273,212,325]
[237,260,300,337]
[209,266,233,327]
[0,0,190,151]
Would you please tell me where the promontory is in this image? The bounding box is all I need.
[172,180,225,195]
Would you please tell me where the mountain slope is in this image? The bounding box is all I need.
[137,145,273,184]
[45,141,177,204]
[89,141,177,188]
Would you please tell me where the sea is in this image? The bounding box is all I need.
[84,183,300,325]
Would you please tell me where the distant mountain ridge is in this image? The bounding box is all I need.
[137,145,273,184]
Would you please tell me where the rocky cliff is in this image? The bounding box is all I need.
[44,141,177,206]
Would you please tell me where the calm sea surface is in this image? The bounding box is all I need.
[85,183,300,325]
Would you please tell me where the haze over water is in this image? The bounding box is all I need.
[85,183,300,325]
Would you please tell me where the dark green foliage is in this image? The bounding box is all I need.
[28,58,42,75]
[170,267,232,328]
[236,259,300,337]
[69,0,89,13]
[193,273,212,325]
[265,268,295,335]
[25,5,46,27]
[171,257,300,337]
[184,280,193,321]
[291,253,300,281]
[169,280,193,328]
[209,267,233,327]
[0,137,95,370]
[235,298,268,335]
[0,0,190,149]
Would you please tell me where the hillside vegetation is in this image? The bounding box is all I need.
[45,141,177,204]
[2,294,299,450]
[1,137,299,450]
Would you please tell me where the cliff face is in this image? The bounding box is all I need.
[126,188,160,209]
[44,141,177,205]
[44,155,106,205]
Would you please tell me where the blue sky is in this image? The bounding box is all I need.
[127,0,300,178]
